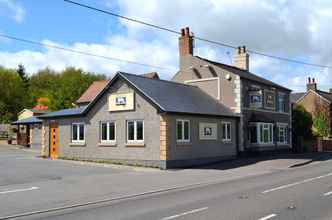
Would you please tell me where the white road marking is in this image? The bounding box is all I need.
[160,207,208,220]
[0,186,39,195]
[262,172,332,194]
[258,213,277,220]
[323,191,332,196]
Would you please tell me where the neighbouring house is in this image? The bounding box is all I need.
[290,77,332,136]
[75,80,110,107]
[12,107,49,148]
[38,72,239,169]
[172,27,292,153]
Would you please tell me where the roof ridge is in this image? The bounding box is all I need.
[195,56,291,91]
[118,71,198,88]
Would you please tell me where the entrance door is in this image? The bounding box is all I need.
[49,122,59,159]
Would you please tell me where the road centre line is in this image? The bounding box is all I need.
[160,207,208,220]
[262,172,332,194]
[0,187,39,195]
[258,213,277,220]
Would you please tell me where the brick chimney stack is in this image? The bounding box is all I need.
[179,27,194,66]
[306,77,317,91]
[234,46,249,71]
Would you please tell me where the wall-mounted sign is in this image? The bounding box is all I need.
[109,92,134,111]
[115,96,126,106]
[199,123,217,140]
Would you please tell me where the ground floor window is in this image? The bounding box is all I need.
[100,121,116,142]
[249,122,273,145]
[176,119,190,142]
[221,122,232,142]
[127,120,144,143]
[72,123,85,142]
[277,124,288,144]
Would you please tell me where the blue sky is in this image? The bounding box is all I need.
[0,0,331,92]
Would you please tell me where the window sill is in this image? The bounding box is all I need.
[176,141,192,146]
[277,142,289,145]
[125,143,145,147]
[250,143,274,147]
[222,140,232,143]
[98,142,117,147]
[69,142,86,146]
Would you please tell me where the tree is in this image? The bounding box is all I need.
[313,112,330,137]
[292,104,313,140]
[17,64,28,84]
[0,67,26,122]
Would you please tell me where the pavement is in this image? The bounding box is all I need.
[1,144,332,220]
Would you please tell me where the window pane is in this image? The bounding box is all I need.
[101,123,107,141]
[263,129,269,143]
[260,125,263,142]
[222,124,226,140]
[250,126,257,143]
[227,124,231,140]
[184,121,189,140]
[109,122,115,141]
[72,124,78,141]
[177,121,182,140]
[136,121,143,140]
[128,121,135,141]
[269,125,273,142]
[79,124,84,141]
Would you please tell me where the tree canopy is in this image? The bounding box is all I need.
[0,65,106,123]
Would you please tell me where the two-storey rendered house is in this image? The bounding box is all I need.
[173,27,292,153]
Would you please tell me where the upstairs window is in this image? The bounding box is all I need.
[278,93,286,112]
[249,90,262,108]
[100,121,116,142]
[72,123,85,142]
[176,119,190,142]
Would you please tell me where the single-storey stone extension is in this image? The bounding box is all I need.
[39,72,239,169]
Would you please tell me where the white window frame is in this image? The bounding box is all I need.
[221,121,232,142]
[176,119,190,143]
[126,120,144,143]
[71,122,85,143]
[100,121,116,143]
[277,124,288,144]
[249,122,274,145]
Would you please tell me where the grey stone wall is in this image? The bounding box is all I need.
[165,114,238,162]
[47,78,161,163]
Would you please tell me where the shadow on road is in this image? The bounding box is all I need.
[173,152,332,171]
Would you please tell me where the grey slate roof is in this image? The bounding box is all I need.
[119,72,237,117]
[290,92,305,103]
[38,72,238,118]
[11,116,42,125]
[290,90,332,104]
[196,56,291,91]
[318,90,332,102]
[38,106,87,118]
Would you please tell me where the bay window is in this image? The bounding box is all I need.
[277,124,288,144]
[249,122,274,145]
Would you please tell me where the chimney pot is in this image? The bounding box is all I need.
[237,47,241,54]
[312,78,315,83]
[308,77,311,83]
[185,27,190,36]
[181,28,185,36]
[242,46,246,53]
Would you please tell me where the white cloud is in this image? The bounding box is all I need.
[0,0,25,23]
[0,35,177,79]
[111,0,332,90]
